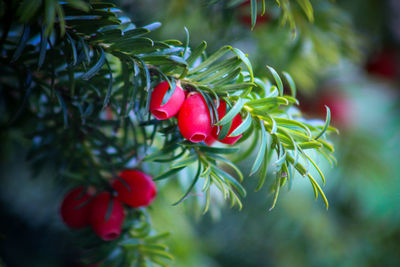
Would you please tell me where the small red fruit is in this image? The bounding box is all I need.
[316,91,351,128]
[204,135,217,146]
[211,100,243,145]
[112,170,157,208]
[366,49,398,80]
[178,92,212,143]
[60,187,92,229]
[90,192,125,241]
[150,81,185,120]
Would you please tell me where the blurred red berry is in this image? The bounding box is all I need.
[178,92,212,143]
[239,14,270,28]
[112,170,157,208]
[150,81,185,120]
[366,49,399,80]
[299,88,351,129]
[60,187,92,229]
[89,192,125,241]
[316,91,351,128]
[204,135,217,146]
[211,100,243,145]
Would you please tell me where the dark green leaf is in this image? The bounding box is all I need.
[80,47,105,80]
[55,2,65,35]
[55,91,68,128]
[143,55,187,67]
[11,25,30,62]
[197,89,218,125]
[173,161,201,205]
[282,71,296,97]
[65,32,77,65]
[187,41,207,66]
[261,0,266,15]
[275,117,312,138]
[255,149,269,191]
[229,112,252,137]
[133,56,151,91]
[211,165,246,197]
[216,82,255,93]
[212,67,242,87]
[250,119,267,175]
[266,65,284,96]
[38,27,47,69]
[189,57,241,81]
[65,0,90,11]
[102,58,113,108]
[17,0,42,22]
[123,28,150,38]
[143,22,162,31]
[314,106,331,140]
[250,0,257,30]
[303,151,326,185]
[295,0,314,22]
[154,167,185,181]
[44,0,55,36]
[216,98,245,126]
[200,60,242,84]
[307,174,329,209]
[217,120,233,140]
[269,174,281,211]
[183,26,190,57]
[109,37,154,52]
[189,45,231,74]
[230,48,254,82]
[199,146,239,154]
[206,154,243,182]
[171,155,197,169]
[246,96,289,109]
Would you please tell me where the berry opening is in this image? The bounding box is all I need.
[190,133,207,142]
[152,109,168,120]
[104,232,119,240]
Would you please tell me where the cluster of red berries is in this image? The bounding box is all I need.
[60,170,157,241]
[150,81,243,145]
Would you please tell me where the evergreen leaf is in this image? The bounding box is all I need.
[216,98,245,126]
[250,119,267,175]
[266,65,284,96]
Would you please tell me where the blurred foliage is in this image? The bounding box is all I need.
[128,0,361,90]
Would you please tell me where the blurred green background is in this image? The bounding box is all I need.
[1,0,400,266]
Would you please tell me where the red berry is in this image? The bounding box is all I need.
[204,135,217,146]
[178,93,212,143]
[89,192,125,241]
[150,81,185,120]
[317,91,351,128]
[366,49,398,80]
[112,170,157,208]
[60,187,92,229]
[238,14,270,28]
[211,100,243,145]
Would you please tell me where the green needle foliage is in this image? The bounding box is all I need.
[212,0,315,31]
[0,0,337,265]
